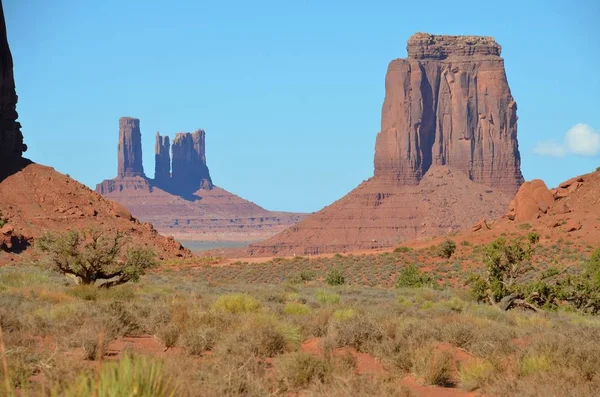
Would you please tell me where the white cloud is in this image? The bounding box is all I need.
[533,123,600,157]
[565,123,600,156]
[533,140,566,157]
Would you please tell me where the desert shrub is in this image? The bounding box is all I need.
[527,232,540,245]
[156,323,180,350]
[182,327,218,356]
[77,325,115,361]
[395,265,433,288]
[284,302,311,315]
[461,240,472,247]
[329,315,383,352]
[440,319,477,349]
[289,270,316,284]
[331,308,356,321]
[316,290,340,305]
[67,284,98,301]
[520,354,552,376]
[519,223,532,230]
[394,246,412,253]
[596,166,600,172]
[56,354,177,397]
[412,345,455,387]
[37,228,157,288]
[459,359,494,391]
[212,293,261,314]
[438,240,457,259]
[221,321,286,358]
[325,269,345,286]
[274,352,331,391]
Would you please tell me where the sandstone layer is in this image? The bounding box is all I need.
[97,121,306,243]
[375,33,523,195]
[249,33,522,256]
[117,117,145,178]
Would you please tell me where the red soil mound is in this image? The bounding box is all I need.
[0,160,191,264]
[249,166,509,256]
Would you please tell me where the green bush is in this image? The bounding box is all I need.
[394,246,412,253]
[275,352,331,391]
[438,240,457,259]
[212,294,261,314]
[283,302,311,315]
[316,290,340,305]
[56,354,177,397]
[395,265,433,288]
[325,269,345,286]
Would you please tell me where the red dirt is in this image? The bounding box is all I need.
[300,338,386,375]
[300,338,481,397]
[0,161,191,264]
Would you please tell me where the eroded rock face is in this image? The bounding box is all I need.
[117,117,145,178]
[0,2,26,165]
[154,132,170,185]
[506,179,554,222]
[374,33,524,195]
[171,129,213,190]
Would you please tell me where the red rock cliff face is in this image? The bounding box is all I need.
[374,33,523,195]
[0,1,26,167]
[171,129,213,190]
[117,117,145,178]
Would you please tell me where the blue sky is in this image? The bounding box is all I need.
[4,0,600,213]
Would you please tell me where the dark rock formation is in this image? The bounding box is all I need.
[154,132,170,185]
[375,33,524,196]
[0,1,26,167]
[171,129,213,191]
[117,117,145,178]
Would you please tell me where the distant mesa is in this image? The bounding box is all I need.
[249,33,524,256]
[96,118,306,243]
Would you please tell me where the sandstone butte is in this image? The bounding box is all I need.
[249,33,526,256]
[95,121,306,243]
[0,3,191,263]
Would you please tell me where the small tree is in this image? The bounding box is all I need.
[395,264,433,288]
[469,237,536,309]
[37,228,157,288]
[438,240,457,259]
[326,269,345,286]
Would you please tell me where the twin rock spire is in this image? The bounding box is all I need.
[117,116,213,192]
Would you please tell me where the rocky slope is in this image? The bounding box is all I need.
[0,3,190,263]
[96,120,305,243]
[249,33,521,256]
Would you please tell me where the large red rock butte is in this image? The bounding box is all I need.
[0,3,191,263]
[375,33,524,195]
[249,33,523,256]
[96,122,305,243]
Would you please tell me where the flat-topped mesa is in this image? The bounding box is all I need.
[117,117,145,178]
[407,33,501,60]
[171,129,213,190]
[375,32,523,195]
[154,132,170,185]
[0,1,26,167]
